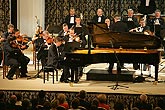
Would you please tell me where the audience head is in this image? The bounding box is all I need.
[155,9,161,18]
[97,8,103,16]
[57,93,66,104]
[97,94,107,104]
[71,98,80,109]
[154,107,162,110]
[10,94,17,104]
[38,90,46,99]
[114,15,121,22]
[140,94,148,102]
[15,92,22,101]
[0,91,5,99]
[127,9,134,17]
[22,98,32,110]
[131,107,139,110]
[51,99,59,109]
[70,8,75,16]
[78,90,87,99]
[114,102,124,110]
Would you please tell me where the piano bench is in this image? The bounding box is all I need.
[43,66,58,84]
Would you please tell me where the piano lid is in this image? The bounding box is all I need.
[92,31,161,49]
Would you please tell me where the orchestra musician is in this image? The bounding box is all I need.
[92,8,106,24]
[105,18,111,30]
[74,16,87,48]
[148,9,165,38]
[60,28,81,83]
[129,18,150,34]
[3,33,30,80]
[122,9,139,30]
[148,9,165,59]
[138,0,156,15]
[108,15,128,74]
[36,30,53,69]
[1,24,15,41]
[58,23,69,37]
[64,8,77,28]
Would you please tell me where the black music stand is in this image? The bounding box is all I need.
[107,42,129,90]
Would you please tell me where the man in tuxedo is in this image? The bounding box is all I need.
[138,0,156,15]
[58,23,69,37]
[92,8,106,24]
[122,9,139,30]
[148,9,164,38]
[64,8,76,28]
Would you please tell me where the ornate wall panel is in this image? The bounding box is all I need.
[45,0,165,28]
[0,0,10,34]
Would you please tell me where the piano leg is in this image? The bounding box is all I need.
[155,64,159,82]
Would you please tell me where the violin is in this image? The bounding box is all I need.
[46,37,53,44]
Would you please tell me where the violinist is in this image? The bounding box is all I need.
[1,24,15,42]
[32,25,43,41]
[37,30,53,68]
[3,35,30,80]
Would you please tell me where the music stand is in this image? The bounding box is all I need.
[107,41,129,90]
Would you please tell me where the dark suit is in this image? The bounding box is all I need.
[3,41,30,78]
[148,17,164,38]
[111,21,128,32]
[138,0,156,14]
[92,15,106,24]
[122,16,139,30]
[64,15,76,28]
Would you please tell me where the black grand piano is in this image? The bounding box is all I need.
[63,24,162,81]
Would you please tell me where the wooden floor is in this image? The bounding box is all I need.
[0,44,165,95]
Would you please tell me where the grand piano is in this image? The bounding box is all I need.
[63,24,162,81]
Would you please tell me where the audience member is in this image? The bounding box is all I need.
[114,102,124,110]
[97,94,110,110]
[0,91,7,110]
[77,90,90,110]
[57,93,69,109]
[69,98,80,110]
[133,94,152,110]
[51,99,59,110]
[22,98,32,110]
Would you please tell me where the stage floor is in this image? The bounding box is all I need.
[0,46,165,95]
[0,62,165,95]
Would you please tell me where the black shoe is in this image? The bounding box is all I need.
[64,80,70,83]
[74,80,79,83]
[6,76,13,80]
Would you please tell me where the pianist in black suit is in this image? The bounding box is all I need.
[138,0,156,15]
[92,8,106,24]
[47,37,64,69]
[122,9,139,30]
[108,15,128,74]
[64,8,76,28]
